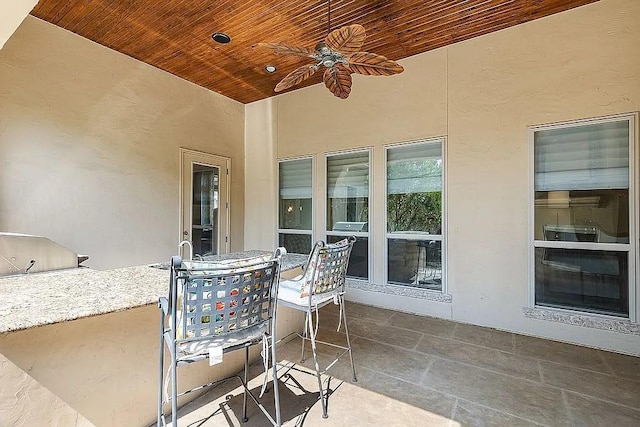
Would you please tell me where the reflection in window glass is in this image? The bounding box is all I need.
[535,248,628,317]
[534,120,629,243]
[386,140,444,291]
[327,235,368,279]
[279,158,313,255]
[534,189,629,243]
[532,117,632,317]
[326,152,369,232]
[278,233,312,255]
[192,165,219,256]
[279,159,312,230]
[388,239,442,291]
[387,143,442,234]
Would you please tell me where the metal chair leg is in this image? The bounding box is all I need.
[307,312,328,418]
[157,310,165,426]
[259,344,270,398]
[271,334,282,426]
[171,341,178,427]
[242,346,249,423]
[339,296,357,382]
[301,311,310,362]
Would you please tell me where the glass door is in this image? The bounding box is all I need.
[180,149,230,258]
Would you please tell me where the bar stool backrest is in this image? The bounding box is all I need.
[299,236,356,300]
[171,255,279,342]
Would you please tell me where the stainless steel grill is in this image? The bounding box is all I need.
[0,232,87,276]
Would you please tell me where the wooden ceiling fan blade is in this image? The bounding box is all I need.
[323,63,352,99]
[258,42,315,58]
[347,52,404,76]
[325,24,366,55]
[275,64,317,92]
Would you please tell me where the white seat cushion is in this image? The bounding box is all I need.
[277,277,337,309]
[277,277,306,306]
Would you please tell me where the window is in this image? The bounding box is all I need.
[326,150,370,279]
[278,158,313,254]
[531,114,636,318]
[386,139,444,291]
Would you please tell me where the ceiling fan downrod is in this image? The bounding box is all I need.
[327,0,331,34]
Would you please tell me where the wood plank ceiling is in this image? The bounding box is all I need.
[31,0,599,104]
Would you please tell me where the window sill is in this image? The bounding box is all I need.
[346,278,452,303]
[523,306,639,335]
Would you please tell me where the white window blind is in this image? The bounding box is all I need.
[327,151,369,198]
[534,120,629,191]
[279,158,312,199]
[387,141,442,195]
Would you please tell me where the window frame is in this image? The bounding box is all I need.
[528,112,638,321]
[325,148,372,281]
[276,155,315,254]
[384,137,447,293]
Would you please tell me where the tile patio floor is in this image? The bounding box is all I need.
[172,302,640,426]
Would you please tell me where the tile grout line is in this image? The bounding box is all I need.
[373,327,561,376]
[538,359,545,384]
[451,321,459,340]
[454,398,551,427]
[561,390,575,426]
[377,368,462,402]
[343,307,640,380]
[536,357,640,383]
[561,388,640,413]
[350,332,552,385]
[425,354,556,387]
[358,315,520,354]
[424,357,436,375]
[598,351,617,376]
[449,398,459,426]
[420,352,640,412]
[411,331,424,350]
[358,346,640,415]
[348,306,640,370]
[384,311,395,325]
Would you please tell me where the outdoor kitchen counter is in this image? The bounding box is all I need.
[0,251,306,333]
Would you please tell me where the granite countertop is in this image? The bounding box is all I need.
[0,251,306,334]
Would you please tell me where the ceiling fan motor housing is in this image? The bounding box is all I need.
[314,42,344,68]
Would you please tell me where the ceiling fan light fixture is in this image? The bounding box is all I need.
[265,65,277,73]
[211,32,231,44]
[259,0,403,98]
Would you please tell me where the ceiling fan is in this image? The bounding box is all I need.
[259,1,404,99]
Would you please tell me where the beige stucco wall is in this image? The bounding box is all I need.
[0,16,245,270]
[244,100,279,251]
[0,0,37,49]
[0,353,94,427]
[245,0,640,355]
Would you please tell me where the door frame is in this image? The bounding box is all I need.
[179,148,231,257]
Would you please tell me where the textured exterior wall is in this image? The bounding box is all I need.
[244,99,279,250]
[445,0,639,344]
[0,0,37,49]
[0,16,245,270]
[244,0,640,355]
[0,354,94,427]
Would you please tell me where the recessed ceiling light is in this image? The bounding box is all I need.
[265,65,277,73]
[211,33,231,44]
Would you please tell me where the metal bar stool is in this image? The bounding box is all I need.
[276,236,357,419]
[157,248,285,426]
